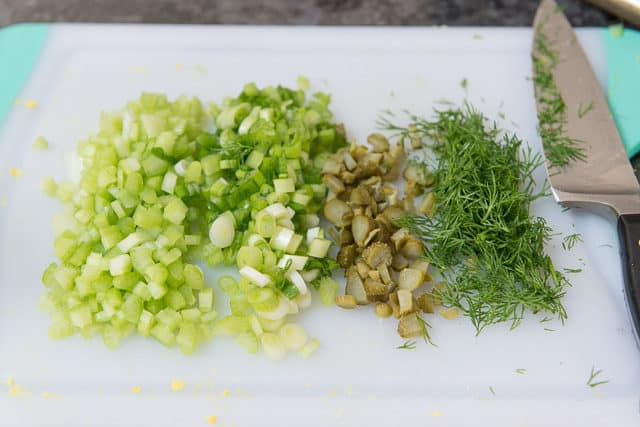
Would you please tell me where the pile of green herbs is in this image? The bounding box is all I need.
[381,105,569,333]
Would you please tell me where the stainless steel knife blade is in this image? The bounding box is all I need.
[532,0,640,217]
[533,0,640,346]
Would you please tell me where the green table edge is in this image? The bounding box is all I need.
[603,27,640,158]
[0,23,49,127]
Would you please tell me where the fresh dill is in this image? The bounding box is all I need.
[516,368,527,374]
[460,78,468,90]
[587,366,609,388]
[416,313,436,346]
[563,267,582,274]
[379,105,569,334]
[397,340,417,350]
[544,327,555,332]
[577,101,594,119]
[532,24,586,168]
[562,233,582,250]
[489,386,496,395]
[598,243,613,248]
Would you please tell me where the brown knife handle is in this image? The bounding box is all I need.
[617,213,640,344]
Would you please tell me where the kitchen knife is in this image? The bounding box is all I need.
[533,0,640,343]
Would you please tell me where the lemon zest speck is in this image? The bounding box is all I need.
[171,379,185,391]
[206,415,217,424]
[439,307,460,320]
[8,384,31,397]
[131,386,141,394]
[9,168,23,178]
[7,376,14,386]
[41,392,59,398]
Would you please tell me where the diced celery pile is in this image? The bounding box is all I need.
[40,81,345,356]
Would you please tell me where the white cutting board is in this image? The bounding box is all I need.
[0,25,638,426]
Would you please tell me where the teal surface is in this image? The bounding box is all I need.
[603,27,640,158]
[0,23,48,126]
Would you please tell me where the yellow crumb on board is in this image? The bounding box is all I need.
[222,388,230,396]
[171,379,185,391]
[439,307,460,320]
[131,386,141,394]
[41,392,59,398]
[8,384,31,397]
[9,168,23,178]
[133,66,149,74]
[23,100,38,108]
[206,415,218,424]
[7,376,14,386]
[328,389,337,396]
[346,386,353,396]
[431,410,444,417]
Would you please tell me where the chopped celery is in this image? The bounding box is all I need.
[40,83,345,355]
[176,323,198,355]
[181,308,201,322]
[150,323,175,347]
[40,176,57,196]
[213,315,250,336]
[198,288,214,312]
[299,338,320,358]
[32,136,49,151]
[137,310,155,336]
[236,331,259,354]
[165,289,187,311]
[183,264,204,289]
[318,277,339,306]
[156,307,182,331]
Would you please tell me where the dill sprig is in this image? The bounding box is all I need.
[397,340,417,350]
[416,313,436,346]
[587,366,609,388]
[562,233,582,251]
[532,26,586,168]
[380,105,569,334]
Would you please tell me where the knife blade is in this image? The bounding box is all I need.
[532,0,640,343]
